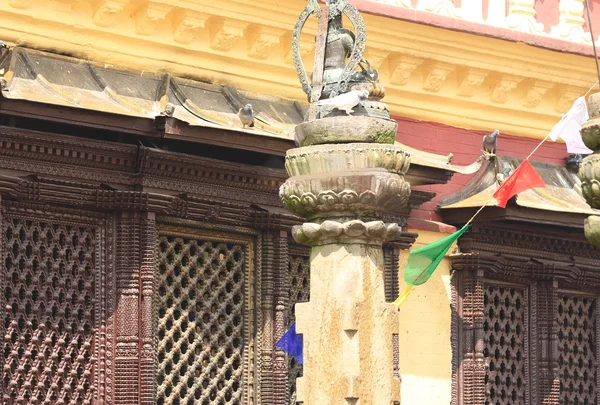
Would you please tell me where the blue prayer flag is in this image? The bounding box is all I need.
[275,322,303,364]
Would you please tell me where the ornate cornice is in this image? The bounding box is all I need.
[451,252,600,290]
[458,224,600,265]
[0,0,597,140]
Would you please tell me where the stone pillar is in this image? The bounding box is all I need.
[580,92,600,245]
[280,115,410,404]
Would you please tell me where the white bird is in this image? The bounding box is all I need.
[316,89,369,115]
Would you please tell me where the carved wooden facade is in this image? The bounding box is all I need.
[451,223,600,405]
[0,125,414,404]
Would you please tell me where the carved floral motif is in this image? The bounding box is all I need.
[292,220,403,245]
[134,4,171,36]
[92,0,128,28]
[457,68,488,98]
[389,55,424,86]
[172,11,208,44]
[423,62,454,92]
[521,80,554,108]
[208,19,248,52]
[247,27,284,60]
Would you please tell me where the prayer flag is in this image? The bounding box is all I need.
[493,160,545,208]
[394,224,470,307]
[548,96,592,154]
[275,323,303,364]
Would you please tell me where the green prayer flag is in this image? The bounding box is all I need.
[404,224,469,286]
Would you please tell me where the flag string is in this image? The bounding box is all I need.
[397,80,599,306]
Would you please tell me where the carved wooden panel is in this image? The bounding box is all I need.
[155,222,257,405]
[557,294,596,405]
[287,250,310,404]
[0,203,111,405]
[483,285,528,405]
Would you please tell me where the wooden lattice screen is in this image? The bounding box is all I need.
[155,224,256,405]
[0,208,105,405]
[483,286,528,405]
[557,295,596,404]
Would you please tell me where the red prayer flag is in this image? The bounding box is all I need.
[493,160,545,208]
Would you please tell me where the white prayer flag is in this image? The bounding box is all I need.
[548,96,593,154]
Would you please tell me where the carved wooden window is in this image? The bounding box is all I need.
[155,224,256,405]
[0,204,108,405]
[557,294,596,404]
[483,285,528,405]
[453,271,600,405]
[287,247,310,404]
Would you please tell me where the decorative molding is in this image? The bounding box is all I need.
[8,0,32,9]
[291,220,403,246]
[521,79,554,108]
[92,0,129,28]
[1,0,598,139]
[457,67,488,97]
[416,0,462,18]
[369,0,412,9]
[550,0,592,43]
[488,74,521,104]
[208,18,249,52]
[246,25,284,60]
[283,32,314,65]
[506,0,545,33]
[555,87,580,113]
[172,10,208,44]
[422,61,454,92]
[389,55,424,86]
[364,48,390,70]
[134,4,171,36]
[50,0,78,12]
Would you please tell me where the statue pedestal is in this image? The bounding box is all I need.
[280,116,409,404]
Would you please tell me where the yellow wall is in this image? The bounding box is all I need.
[398,230,455,404]
[0,0,597,140]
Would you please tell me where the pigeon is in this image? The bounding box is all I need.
[161,102,175,117]
[482,129,499,159]
[316,89,369,115]
[565,153,583,172]
[238,103,255,128]
[496,167,512,184]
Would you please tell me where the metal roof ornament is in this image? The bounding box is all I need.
[292,0,388,121]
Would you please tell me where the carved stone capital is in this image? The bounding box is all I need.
[294,116,398,146]
[172,11,209,44]
[284,143,410,177]
[280,171,411,219]
[134,4,171,36]
[581,92,600,152]
[292,220,403,246]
